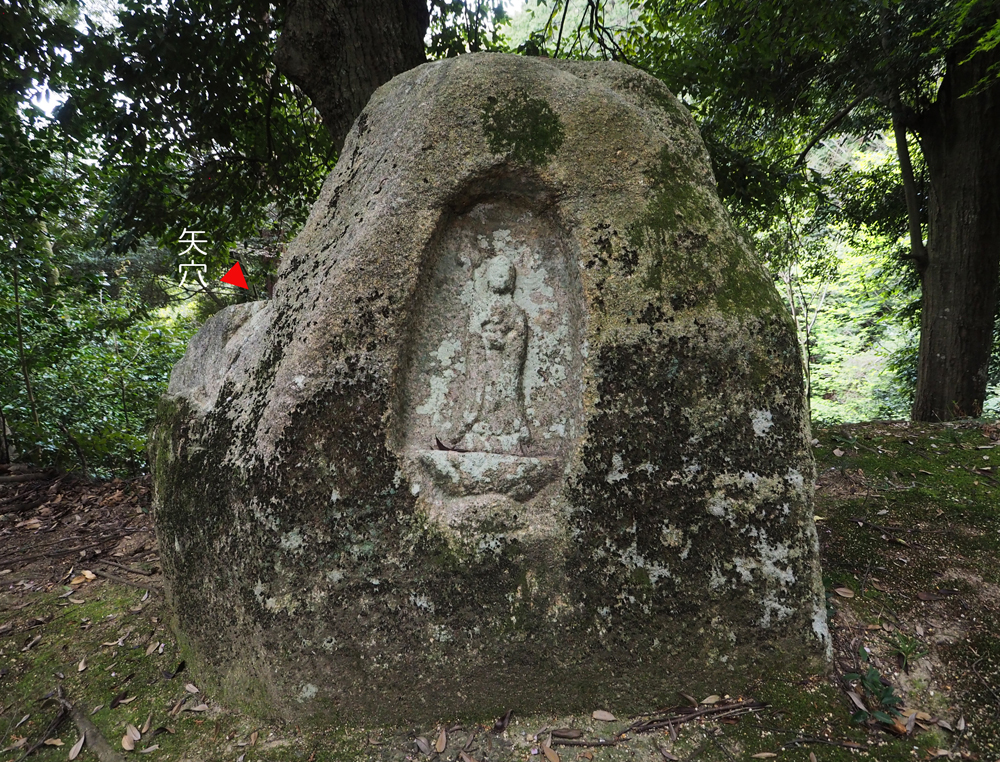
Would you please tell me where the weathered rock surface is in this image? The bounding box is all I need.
[150,53,829,725]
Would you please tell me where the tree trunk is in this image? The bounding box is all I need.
[912,41,1000,421]
[274,0,429,153]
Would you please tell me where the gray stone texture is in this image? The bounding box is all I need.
[150,53,829,725]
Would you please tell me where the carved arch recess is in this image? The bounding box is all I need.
[393,196,585,534]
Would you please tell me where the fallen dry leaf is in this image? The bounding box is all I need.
[78,657,87,672]
[834,587,855,598]
[591,710,616,722]
[139,745,159,754]
[492,709,513,733]
[141,713,153,735]
[188,704,209,712]
[184,683,200,694]
[21,635,41,651]
[459,752,477,762]
[122,734,135,751]
[833,448,845,457]
[414,736,431,755]
[118,696,137,705]
[82,570,97,580]
[250,730,258,746]
[435,727,447,753]
[43,738,64,746]
[847,690,867,712]
[127,724,141,742]
[145,642,158,656]
[69,733,85,760]
[700,695,721,705]
[750,754,777,759]
[541,743,560,762]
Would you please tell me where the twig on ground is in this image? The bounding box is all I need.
[970,653,1000,705]
[91,568,160,592]
[549,701,769,750]
[550,737,623,748]
[781,737,868,751]
[96,559,155,577]
[55,688,128,762]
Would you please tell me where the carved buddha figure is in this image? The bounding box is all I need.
[455,255,530,454]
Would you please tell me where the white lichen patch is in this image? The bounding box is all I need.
[751,409,774,437]
[280,528,305,553]
[706,495,729,518]
[660,524,684,547]
[606,453,628,483]
[708,564,728,590]
[784,467,805,490]
[296,683,318,702]
[409,593,434,612]
[760,597,795,627]
[252,580,266,604]
[647,564,673,586]
[813,601,832,650]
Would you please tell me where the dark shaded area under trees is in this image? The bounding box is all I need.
[2,0,999,475]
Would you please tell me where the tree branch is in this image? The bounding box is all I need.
[889,96,928,272]
[793,93,866,169]
[554,0,571,58]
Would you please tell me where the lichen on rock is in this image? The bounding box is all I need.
[150,53,829,726]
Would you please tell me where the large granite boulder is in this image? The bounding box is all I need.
[150,53,829,725]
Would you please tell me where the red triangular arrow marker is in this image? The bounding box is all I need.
[220,261,248,289]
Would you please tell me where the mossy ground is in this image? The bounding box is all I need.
[2,420,998,761]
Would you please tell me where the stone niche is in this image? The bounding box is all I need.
[394,198,585,539]
[150,53,830,726]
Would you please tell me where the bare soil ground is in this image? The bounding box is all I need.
[1,421,998,762]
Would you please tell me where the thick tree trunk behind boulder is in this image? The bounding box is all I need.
[274,0,429,152]
[913,41,1000,421]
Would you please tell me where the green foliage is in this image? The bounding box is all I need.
[2,0,322,474]
[62,0,334,262]
[1,245,200,476]
[503,0,644,61]
[844,650,904,726]
[427,0,512,57]
[888,632,928,672]
[752,139,918,423]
